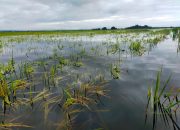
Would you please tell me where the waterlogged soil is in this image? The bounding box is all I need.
[0,32,180,130]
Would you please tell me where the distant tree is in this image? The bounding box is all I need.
[102,27,107,30]
[144,25,148,28]
[111,26,117,30]
[126,24,152,29]
[92,28,101,30]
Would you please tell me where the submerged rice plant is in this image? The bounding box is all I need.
[111,64,120,79]
[145,69,180,130]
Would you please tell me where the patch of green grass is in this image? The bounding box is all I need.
[129,41,145,56]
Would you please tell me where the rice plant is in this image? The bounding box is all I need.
[145,69,180,130]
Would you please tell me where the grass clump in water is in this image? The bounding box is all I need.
[73,61,83,67]
[129,41,145,56]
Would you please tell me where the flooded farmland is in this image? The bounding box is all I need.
[0,29,179,130]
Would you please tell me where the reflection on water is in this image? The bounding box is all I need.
[0,29,179,130]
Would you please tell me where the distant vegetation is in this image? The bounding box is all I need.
[126,24,152,29]
[111,26,117,30]
[0,26,179,37]
[102,27,108,30]
[0,29,151,37]
[93,26,117,30]
[92,25,177,30]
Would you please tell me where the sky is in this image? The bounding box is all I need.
[0,0,180,30]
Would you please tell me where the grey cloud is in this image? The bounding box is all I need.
[0,0,180,30]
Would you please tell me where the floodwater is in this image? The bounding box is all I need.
[0,31,179,130]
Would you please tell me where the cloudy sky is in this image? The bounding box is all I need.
[0,0,180,30]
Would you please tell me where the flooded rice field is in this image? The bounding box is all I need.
[0,29,179,130]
